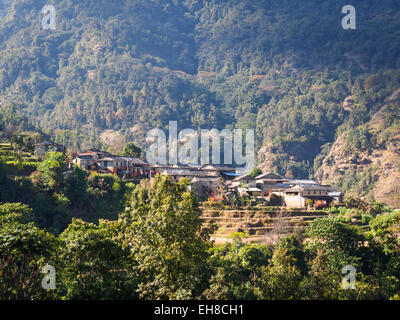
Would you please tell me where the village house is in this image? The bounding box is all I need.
[200,165,239,180]
[155,166,229,200]
[237,186,263,197]
[71,150,148,179]
[149,164,200,176]
[73,155,96,170]
[230,174,256,189]
[283,185,337,209]
[160,169,220,182]
[71,149,110,170]
[328,191,344,204]
[189,177,222,200]
[255,172,290,196]
[34,140,65,158]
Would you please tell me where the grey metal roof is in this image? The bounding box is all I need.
[232,174,255,181]
[287,179,318,186]
[97,157,116,162]
[284,185,334,193]
[255,172,283,179]
[328,192,343,197]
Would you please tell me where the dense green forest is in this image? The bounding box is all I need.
[0,0,399,181]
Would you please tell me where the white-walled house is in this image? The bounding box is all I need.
[283,185,335,208]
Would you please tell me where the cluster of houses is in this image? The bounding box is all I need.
[70,149,343,209]
[227,172,343,209]
[71,149,149,180]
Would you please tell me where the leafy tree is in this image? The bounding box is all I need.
[11,132,41,153]
[0,202,33,222]
[203,243,270,300]
[277,235,307,276]
[301,249,380,300]
[369,211,400,254]
[0,208,57,300]
[305,217,363,272]
[122,174,213,299]
[121,142,142,158]
[257,247,303,300]
[248,168,262,178]
[36,152,66,193]
[301,250,342,299]
[64,165,88,209]
[57,219,138,300]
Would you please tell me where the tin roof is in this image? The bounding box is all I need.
[232,174,255,181]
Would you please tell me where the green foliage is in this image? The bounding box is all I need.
[64,165,88,209]
[0,209,57,300]
[306,217,363,272]
[36,151,66,193]
[0,195,398,299]
[88,173,120,196]
[0,202,33,223]
[344,196,389,216]
[204,243,270,300]
[4,160,38,176]
[257,247,303,300]
[344,127,375,153]
[121,142,142,158]
[123,174,213,299]
[10,131,41,153]
[57,219,138,299]
[369,211,400,254]
[277,236,307,276]
[248,168,262,178]
[361,214,374,225]
[238,245,272,271]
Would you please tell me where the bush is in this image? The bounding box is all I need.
[361,214,373,224]
[88,173,123,200]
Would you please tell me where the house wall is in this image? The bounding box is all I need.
[302,190,328,197]
[284,195,306,208]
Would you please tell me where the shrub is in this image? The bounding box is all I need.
[361,214,373,224]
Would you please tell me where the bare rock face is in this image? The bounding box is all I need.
[257,145,276,173]
[342,95,355,111]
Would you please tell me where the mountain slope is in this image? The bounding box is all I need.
[0,0,399,204]
[316,85,400,206]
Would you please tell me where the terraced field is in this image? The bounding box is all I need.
[200,206,329,244]
[0,143,40,176]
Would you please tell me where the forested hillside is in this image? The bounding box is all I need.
[316,82,400,207]
[0,0,399,200]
